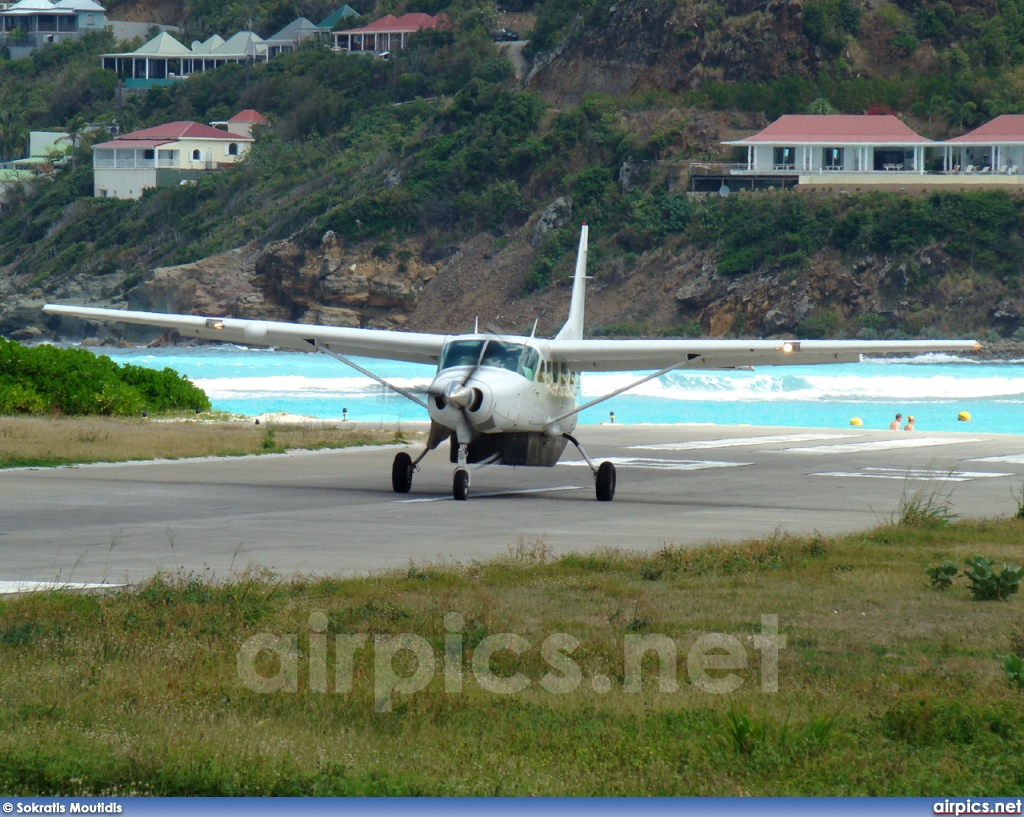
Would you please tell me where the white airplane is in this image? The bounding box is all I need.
[44,225,979,501]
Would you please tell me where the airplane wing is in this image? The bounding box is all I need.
[41,305,447,365]
[547,338,980,372]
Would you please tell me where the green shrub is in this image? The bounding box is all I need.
[0,383,46,414]
[963,555,1023,601]
[0,339,210,416]
[926,561,959,591]
[1004,654,1024,689]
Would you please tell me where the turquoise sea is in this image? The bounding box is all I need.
[100,346,1024,435]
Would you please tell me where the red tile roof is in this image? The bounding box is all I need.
[122,121,248,141]
[92,138,172,150]
[228,109,268,124]
[344,12,442,35]
[946,115,1024,143]
[729,115,931,145]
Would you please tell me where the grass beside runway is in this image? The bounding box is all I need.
[0,416,418,468]
[1,515,1023,795]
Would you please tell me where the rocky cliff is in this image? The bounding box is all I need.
[527,0,813,106]
[24,202,1023,349]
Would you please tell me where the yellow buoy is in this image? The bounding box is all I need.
[849,417,863,426]
[958,411,971,422]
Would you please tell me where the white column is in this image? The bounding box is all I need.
[747,145,752,171]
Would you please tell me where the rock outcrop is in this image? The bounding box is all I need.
[34,230,439,341]
[527,0,809,106]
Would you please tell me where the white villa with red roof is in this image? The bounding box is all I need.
[714,114,1024,192]
[724,115,932,176]
[942,115,1024,174]
[92,115,259,199]
[333,12,443,55]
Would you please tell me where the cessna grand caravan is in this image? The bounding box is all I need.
[44,226,979,501]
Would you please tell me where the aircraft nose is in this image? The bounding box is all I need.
[443,381,477,409]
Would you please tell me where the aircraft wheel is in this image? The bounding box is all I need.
[453,468,469,501]
[595,461,616,502]
[392,452,413,493]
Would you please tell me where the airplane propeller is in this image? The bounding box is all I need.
[426,337,488,435]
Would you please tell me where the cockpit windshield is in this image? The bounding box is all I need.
[439,340,541,380]
[439,340,484,370]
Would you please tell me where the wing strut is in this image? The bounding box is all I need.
[314,341,429,409]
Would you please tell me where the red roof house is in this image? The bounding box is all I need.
[723,115,933,176]
[92,115,258,200]
[334,12,444,54]
[943,115,1024,173]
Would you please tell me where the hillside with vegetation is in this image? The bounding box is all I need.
[3,0,1024,343]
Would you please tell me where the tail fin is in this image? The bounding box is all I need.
[555,224,588,340]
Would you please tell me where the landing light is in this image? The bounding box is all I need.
[205,319,225,330]
[781,341,800,353]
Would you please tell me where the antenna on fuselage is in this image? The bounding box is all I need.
[530,319,538,338]
[474,316,479,334]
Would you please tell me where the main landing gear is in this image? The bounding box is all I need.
[392,436,615,502]
[391,451,414,493]
[563,433,616,502]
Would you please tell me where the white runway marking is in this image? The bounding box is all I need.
[0,580,126,597]
[811,467,1012,482]
[969,454,1024,464]
[393,486,583,503]
[560,457,751,471]
[780,437,982,454]
[629,433,849,451]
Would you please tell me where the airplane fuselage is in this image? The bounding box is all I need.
[426,336,580,462]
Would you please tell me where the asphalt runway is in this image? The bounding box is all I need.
[3,423,1024,585]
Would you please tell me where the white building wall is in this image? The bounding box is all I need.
[93,167,157,199]
[752,145,772,171]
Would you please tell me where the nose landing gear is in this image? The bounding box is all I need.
[452,440,470,500]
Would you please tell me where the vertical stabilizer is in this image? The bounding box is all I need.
[555,224,588,340]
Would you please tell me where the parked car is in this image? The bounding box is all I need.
[491,28,519,41]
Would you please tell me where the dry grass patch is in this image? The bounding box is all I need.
[1,519,1023,795]
[0,416,419,468]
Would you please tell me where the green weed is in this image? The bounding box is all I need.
[963,556,1023,601]
[926,560,959,590]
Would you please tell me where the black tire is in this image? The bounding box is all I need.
[453,469,469,501]
[596,461,616,502]
[392,452,413,493]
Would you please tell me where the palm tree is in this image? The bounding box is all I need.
[0,109,28,163]
[63,116,85,171]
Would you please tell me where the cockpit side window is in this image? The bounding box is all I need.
[518,347,540,381]
[440,340,485,370]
